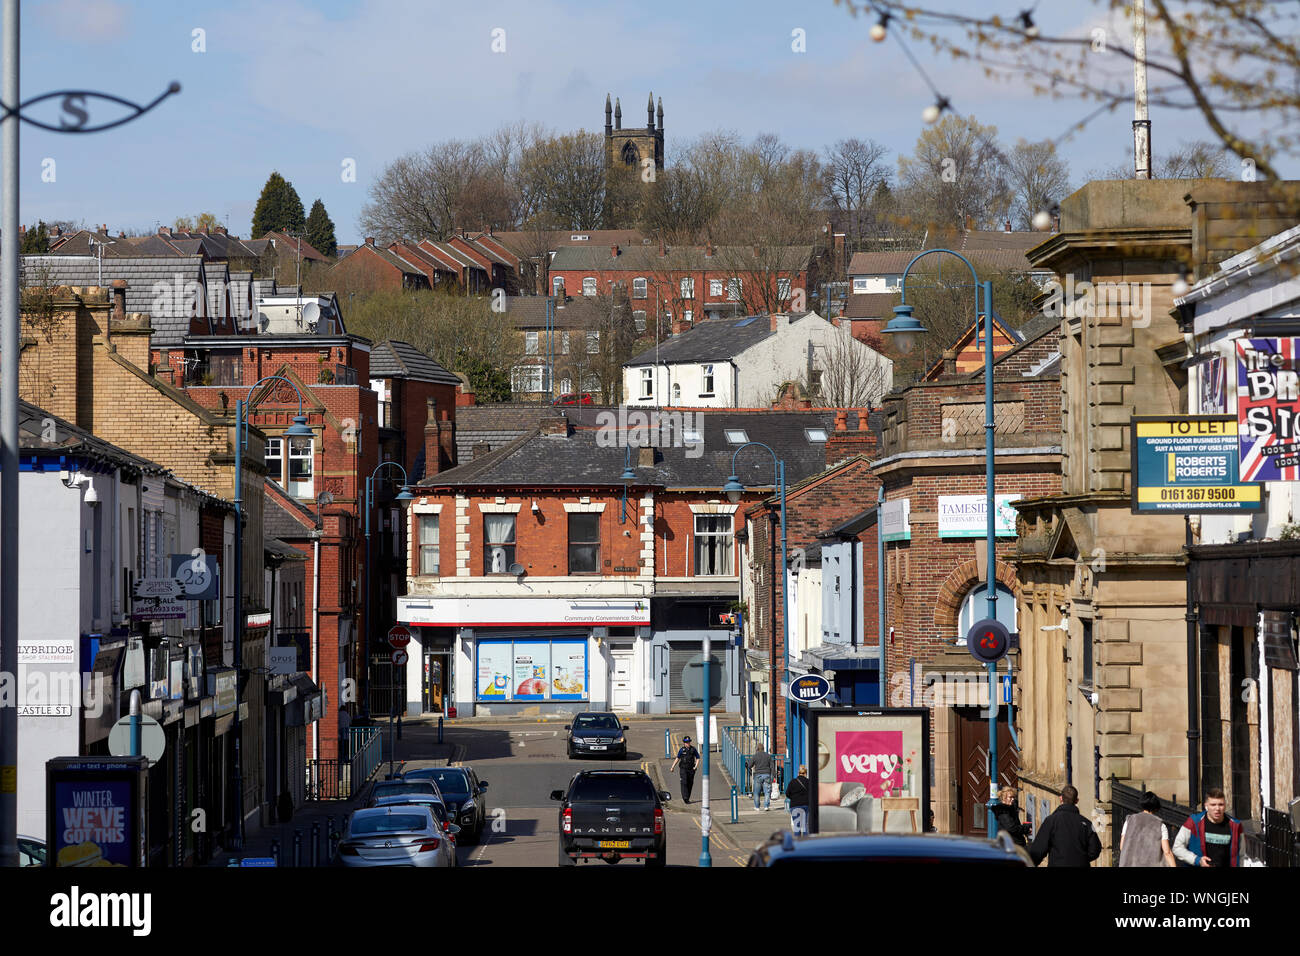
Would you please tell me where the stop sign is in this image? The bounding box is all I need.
[387,625,412,649]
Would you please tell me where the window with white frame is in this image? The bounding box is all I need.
[632,277,647,299]
[852,277,869,293]
[552,275,565,297]
[633,310,646,333]
[680,277,694,298]
[727,278,742,301]
[778,278,791,301]
[484,514,516,573]
[287,437,313,499]
[265,438,283,486]
[683,310,693,325]
[640,368,653,399]
[525,331,539,355]
[511,366,547,393]
[694,514,734,575]
[587,331,599,354]
[709,278,723,297]
[419,514,440,575]
[701,364,715,394]
[583,277,597,296]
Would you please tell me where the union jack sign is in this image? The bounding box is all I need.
[1237,337,1300,481]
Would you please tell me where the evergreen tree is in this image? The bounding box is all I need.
[21,221,50,253]
[251,171,305,238]
[305,199,337,257]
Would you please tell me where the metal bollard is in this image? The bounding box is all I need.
[664,729,671,758]
[730,786,739,824]
[311,821,321,867]
[329,830,340,863]
[270,838,280,867]
[293,828,303,868]
[438,716,443,744]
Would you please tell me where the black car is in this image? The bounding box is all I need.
[551,770,670,867]
[565,712,628,759]
[746,831,1034,866]
[402,766,489,843]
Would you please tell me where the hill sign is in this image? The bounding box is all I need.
[789,674,830,703]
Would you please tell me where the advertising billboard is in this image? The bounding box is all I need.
[808,708,929,836]
[1236,337,1300,481]
[46,756,149,867]
[1131,415,1262,513]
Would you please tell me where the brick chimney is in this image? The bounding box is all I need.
[424,398,445,476]
[705,242,714,258]
[1004,219,1012,232]
[110,279,127,323]
[658,239,665,257]
[610,244,620,258]
[825,410,877,467]
[472,442,491,460]
[942,348,958,377]
[965,215,973,231]
[366,237,376,246]
[158,226,171,236]
[541,411,571,437]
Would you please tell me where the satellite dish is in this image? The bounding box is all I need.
[301,301,321,327]
[258,313,270,332]
[508,562,525,576]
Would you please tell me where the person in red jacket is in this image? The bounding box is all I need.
[1173,789,1243,867]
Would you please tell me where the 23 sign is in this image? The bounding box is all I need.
[169,552,219,601]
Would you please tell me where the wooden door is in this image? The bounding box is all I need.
[956,709,1019,835]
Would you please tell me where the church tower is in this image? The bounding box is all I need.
[604,92,664,173]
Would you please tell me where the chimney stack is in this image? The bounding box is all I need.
[705,242,714,258]
[824,410,879,469]
[1004,219,1012,232]
[424,398,444,476]
[942,348,958,377]
[658,239,665,257]
[159,226,170,236]
[638,445,655,467]
[111,279,127,322]
[610,244,620,258]
[541,411,571,437]
[366,237,376,246]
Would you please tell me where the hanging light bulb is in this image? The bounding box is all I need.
[870,12,889,42]
[922,96,949,124]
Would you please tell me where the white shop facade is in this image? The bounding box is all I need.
[397,595,652,717]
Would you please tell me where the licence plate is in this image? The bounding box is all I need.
[591,745,607,750]
[598,840,630,849]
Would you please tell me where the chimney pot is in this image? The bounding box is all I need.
[611,244,619,258]
[943,348,958,377]
[366,236,376,246]
[834,411,848,432]
[1005,219,1012,232]
[705,242,714,258]
[110,279,127,322]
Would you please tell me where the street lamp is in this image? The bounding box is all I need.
[722,443,790,855]
[364,461,415,728]
[233,376,314,850]
[882,249,1000,837]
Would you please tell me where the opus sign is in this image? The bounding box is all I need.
[1131,415,1261,513]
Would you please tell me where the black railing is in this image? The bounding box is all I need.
[1261,806,1298,867]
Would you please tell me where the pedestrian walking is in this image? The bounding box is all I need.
[785,765,810,835]
[668,735,701,804]
[1118,791,1177,867]
[749,746,775,811]
[1027,785,1102,867]
[1173,788,1242,868]
[990,786,1031,848]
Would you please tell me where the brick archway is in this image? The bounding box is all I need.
[933,560,1019,635]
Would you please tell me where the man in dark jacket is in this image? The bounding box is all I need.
[785,765,809,835]
[1028,785,1102,867]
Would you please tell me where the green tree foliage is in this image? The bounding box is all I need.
[305,199,338,257]
[342,289,523,402]
[21,221,49,253]
[252,171,306,238]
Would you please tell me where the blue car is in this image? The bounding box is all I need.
[565,712,628,759]
[746,831,1033,866]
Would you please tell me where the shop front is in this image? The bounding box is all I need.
[398,596,651,716]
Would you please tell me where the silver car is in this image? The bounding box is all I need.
[371,794,460,865]
[367,779,443,808]
[338,806,454,868]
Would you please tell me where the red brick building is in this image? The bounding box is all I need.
[329,238,430,294]
[872,313,1062,835]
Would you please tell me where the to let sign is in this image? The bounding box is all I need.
[1131,415,1262,513]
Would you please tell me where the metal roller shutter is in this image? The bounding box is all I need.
[668,643,726,712]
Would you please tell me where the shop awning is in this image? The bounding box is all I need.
[286,675,323,727]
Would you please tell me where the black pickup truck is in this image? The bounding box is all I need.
[551,770,671,866]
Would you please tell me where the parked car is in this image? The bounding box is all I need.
[564,712,628,759]
[366,779,443,808]
[18,836,46,867]
[551,769,670,867]
[745,831,1034,866]
[552,393,593,406]
[338,806,455,868]
[403,766,489,843]
[370,794,461,863]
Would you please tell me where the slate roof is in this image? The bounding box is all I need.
[491,229,648,260]
[552,244,813,273]
[454,403,565,463]
[502,295,610,329]
[23,254,206,347]
[264,480,320,538]
[624,313,826,366]
[369,341,461,385]
[423,409,850,491]
[205,261,231,319]
[842,292,900,320]
[848,231,1055,277]
[169,231,260,260]
[817,505,879,539]
[263,232,328,261]
[229,271,253,319]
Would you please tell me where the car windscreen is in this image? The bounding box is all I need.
[569,775,655,802]
[351,813,428,835]
[573,715,619,730]
[410,769,470,795]
[372,782,436,799]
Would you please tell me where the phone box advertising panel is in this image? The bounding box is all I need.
[809,709,929,836]
[46,756,149,867]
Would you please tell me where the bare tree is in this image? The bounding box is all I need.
[518,131,610,230]
[896,114,1011,230]
[1005,139,1073,229]
[824,138,892,245]
[814,326,894,407]
[1087,139,1236,181]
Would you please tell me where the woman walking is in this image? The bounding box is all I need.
[1118,791,1177,867]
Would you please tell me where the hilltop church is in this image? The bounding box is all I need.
[605,93,665,173]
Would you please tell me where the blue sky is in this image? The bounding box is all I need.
[11,0,1288,244]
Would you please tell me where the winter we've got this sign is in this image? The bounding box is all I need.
[1237,337,1300,481]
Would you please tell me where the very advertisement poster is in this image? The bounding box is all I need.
[810,709,928,836]
[53,779,132,867]
[1237,337,1300,481]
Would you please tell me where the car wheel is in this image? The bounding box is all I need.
[558,845,576,867]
